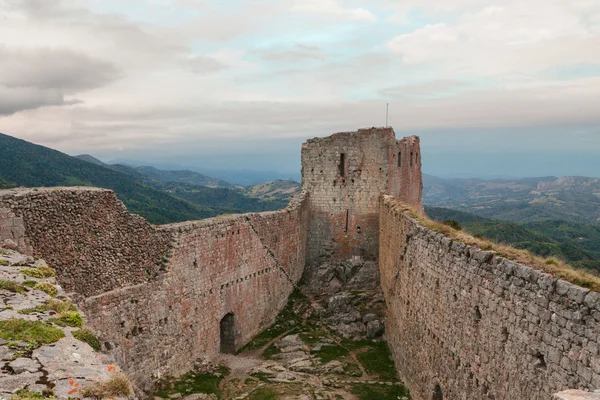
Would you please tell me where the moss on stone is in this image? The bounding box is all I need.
[20,268,44,279]
[49,311,83,327]
[21,266,55,279]
[0,319,64,347]
[0,280,27,294]
[34,283,57,297]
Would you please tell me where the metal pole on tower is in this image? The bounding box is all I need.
[386,103,389,127]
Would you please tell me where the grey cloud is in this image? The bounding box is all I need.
[0,85,66,115]
[0,47,122,92]
[182,55,228,75]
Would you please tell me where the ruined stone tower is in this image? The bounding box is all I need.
[301,127,423,266]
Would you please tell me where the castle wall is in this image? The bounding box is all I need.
[0,187,309,390]
[379,195,600,400]
[301,128,421,267]
[0,188,171,297]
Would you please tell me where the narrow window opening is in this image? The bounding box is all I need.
[410,152,414,166]
[398,151,402,167]
[501,327,509,343]
[474,306,482,323]
[339,153,346,177]
[432,384,443,400]
[345,209,349,233]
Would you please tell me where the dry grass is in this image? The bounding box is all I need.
[393,201,600,293]
[81,373,131,399]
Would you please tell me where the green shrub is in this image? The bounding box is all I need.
[73,329,101,351]
[50,311,83,327]
[0,319,64,347]
[34,283,57,297]
[81,373,131,399]
[0,259,9,266]
[22,280,37,288]
[0,280,27,294]
[443,220,462,230]
[546,257,559,265]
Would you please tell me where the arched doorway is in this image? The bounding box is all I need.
[432,384,443,400]
[220,313,236,354]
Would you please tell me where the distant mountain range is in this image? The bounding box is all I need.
[423,173,600,225]
[0,132,295,224]
[107,158,301,185]
[423,174,600,272]
[75,155,235,188]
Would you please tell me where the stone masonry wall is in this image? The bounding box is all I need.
[301,127,422,268]
[0,188,171,297]
[82,193,309,389]
[380,195,600,400]
[0,187,309,390]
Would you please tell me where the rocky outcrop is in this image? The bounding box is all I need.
[0,247,131,399]
[303,257,380,295]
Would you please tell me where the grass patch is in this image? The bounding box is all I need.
[262,343,281,360]
[344,362,363,377]
[9,388,53,399]
[19,299,76,315]
[311,343,349,363]
[73,329,101,351]
[0,280,27,294]
[20,266,56,279]
[154,369,229,399]
[0,259,9,266]
[350,383,410,400]
[0,319,64,347]
[0,305,14,312]
[249,372,276,382]
[22,280,38,288]
[392,199,600,292]
[248,386,278,400]
[34,283,57,297]
[81,373,131,399]
[299,329,329,346]
[49,311,83,327]
[355,341,397,381]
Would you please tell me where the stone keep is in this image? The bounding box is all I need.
[302,127,422,267]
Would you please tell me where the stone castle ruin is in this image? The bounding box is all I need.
[0,127,598,399]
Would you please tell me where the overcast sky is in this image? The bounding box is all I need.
[1,0,599,178]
